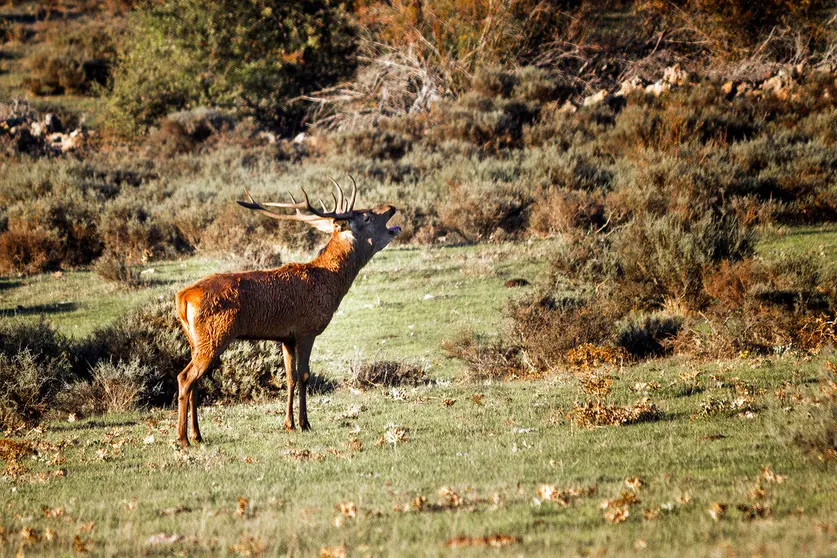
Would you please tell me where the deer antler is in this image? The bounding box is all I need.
[237,177,358,221]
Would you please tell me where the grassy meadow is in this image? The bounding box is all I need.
[1,233,836,557]
[1,0,837,555]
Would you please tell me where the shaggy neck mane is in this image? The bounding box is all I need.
[311,231,373,283]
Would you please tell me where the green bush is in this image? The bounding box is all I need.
[612,211,755,307]
[78,297,189,407]
[0,320,73,428]
[60,359,151,415]
[22,19,120,96]
[106,0,356,136]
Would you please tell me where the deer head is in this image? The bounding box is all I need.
[237,175,400,254]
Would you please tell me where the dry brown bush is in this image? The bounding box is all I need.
[509,294,623,370]
[564,344,629,371]
[529,188,606,236]
[437,183,530,242]
[442,330,525,381]
[93,251,141,287]
[0,219,62,275]
[348,360,427,388]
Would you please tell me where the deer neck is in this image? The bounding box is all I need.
[310,231,373,292]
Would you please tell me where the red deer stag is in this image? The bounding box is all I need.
[174,177,400,447]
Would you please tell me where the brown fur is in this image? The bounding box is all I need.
[174,204,399,447]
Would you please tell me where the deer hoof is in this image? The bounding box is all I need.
[178,438,190,449]
[284,419,295,431]
[300,420,311,431]
[192,435,203,444]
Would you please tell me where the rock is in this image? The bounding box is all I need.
[557,100,577,114]
[292,132,307,144]
[645,80,671,96]
[761,70,794,99]
[813,63,834,75]
[663,64,689,86]
[140,268,156,275]
[736,82,753,96]
[257,131,276,144]
[721,81,735,95]
[43,113,62,133]
[616,76,645,97]
[30,121,43,137]
[582,89,609,107]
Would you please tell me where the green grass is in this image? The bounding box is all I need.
[1,237,837,556]
[758,223,837,268]
[2,355,836,556]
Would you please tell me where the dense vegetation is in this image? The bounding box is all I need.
[0,3,836,553]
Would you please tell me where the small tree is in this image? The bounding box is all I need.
[106,0,356,137]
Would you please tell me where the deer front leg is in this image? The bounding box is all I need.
[281,341,296,431]
[295,337,315,431]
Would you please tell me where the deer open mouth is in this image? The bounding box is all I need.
[388,225,401,235]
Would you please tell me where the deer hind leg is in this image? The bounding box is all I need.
[281,341,296,431]
[295,337,315,431]
[176,351,219,448]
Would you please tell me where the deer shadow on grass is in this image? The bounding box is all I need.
[0,279,22,291]
[0,301,77,317]
[48,419,140,432]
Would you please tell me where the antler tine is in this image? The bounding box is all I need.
[347,175,358,212]
[328,176,345,213]
[238,178,358,223]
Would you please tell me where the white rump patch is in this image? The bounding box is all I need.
[186,303,199,345]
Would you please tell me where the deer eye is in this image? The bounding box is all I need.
[363,214,370,223]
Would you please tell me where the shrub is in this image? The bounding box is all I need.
[144,108,238,157]
[22,19,120,96]
[0,197,103,275]
[616,312,684,358]
[442,329,524,381]
[509,293,624,371]
[98,199,186,261]
[356,0,596,93]
[0,218,63,275]
[529,187,606,235]
[437,182,530,242]
[106,0,356,136]
[93,251,141,287]
[612,211,755,308]
[78,297,189,407]
[0,320,73,429]
[637,0,832,58]
[95,359,147,412]
[347,359,428,388]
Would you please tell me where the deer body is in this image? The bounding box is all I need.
[174,179,399,447]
